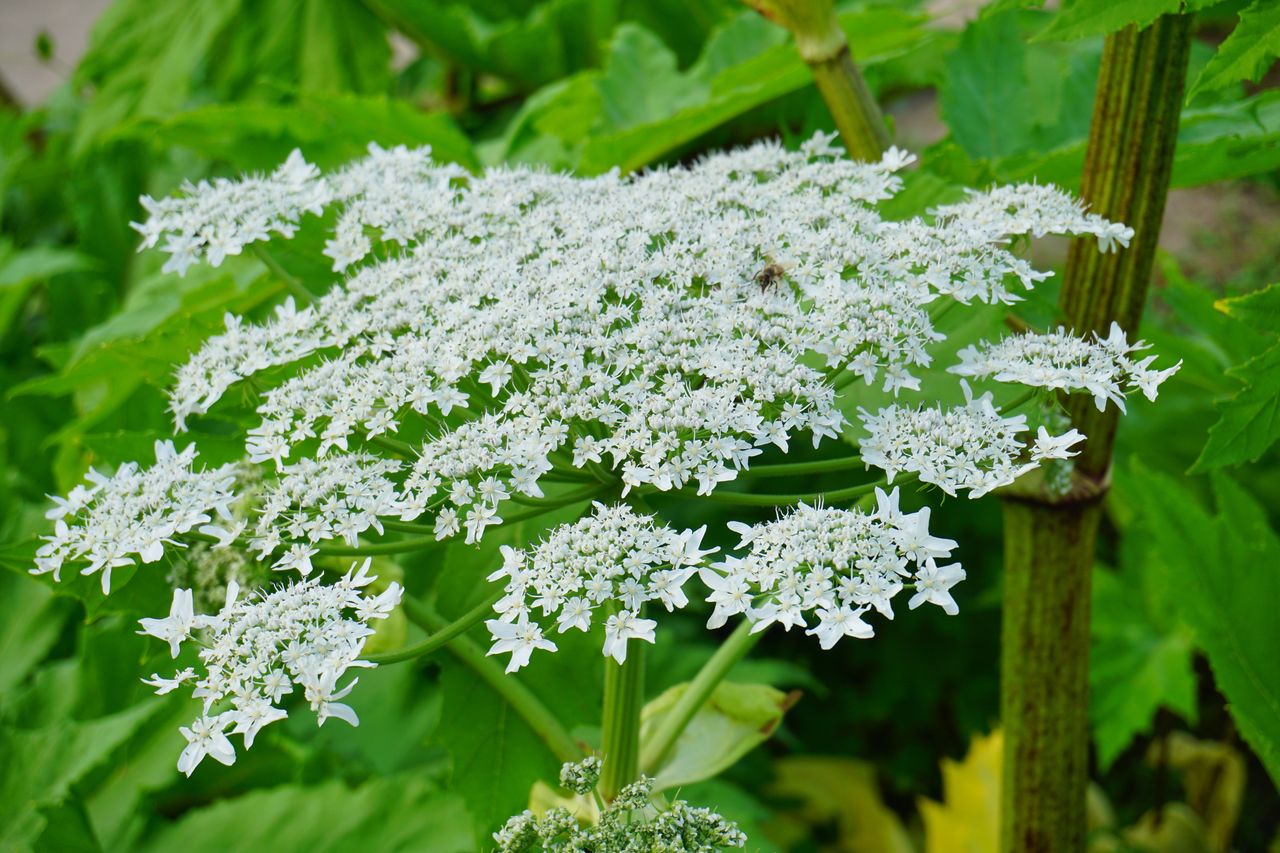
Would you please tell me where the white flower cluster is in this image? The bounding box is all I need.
[139,559,401,775]
[933,183,1135,253]
[33,441,240,594]
[858,383,1083,498]
[485,503,717,671]
[950,322,1180,412]
[249,452,402,560]
[131,134,1135,568]
[699,488,963,648]
[132,150,328,275]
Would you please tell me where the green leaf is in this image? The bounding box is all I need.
[368,0,622,89]
[960,89,1280,190]
[1034,0,1179,42]
[940,12,1032,159]
[1191,1,1280,95]
[137,777,473,852]
[73,0,392,151]
[434,656,556,837]
[1127,464,1280,788]
[492,10,928,173]
[937,11,1101,162]
[1090,536,1197,769]
[1194,340,1280,470]
[114,94,480,172]
[0,572,72,695]
[1215,281,1280,333]
[640,680,796,792]
[0,241,96,335]
[0,700,165,849]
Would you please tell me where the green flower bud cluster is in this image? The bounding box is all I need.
[494,762,746,853]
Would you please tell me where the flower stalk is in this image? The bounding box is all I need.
[599,632,647,801]
[639,619,762,774]
[998,14,1192,852]
[404,597,582,764]
[742,0,890,160]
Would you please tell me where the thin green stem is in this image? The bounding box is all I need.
[639,620,763,774]
[317,535,443,557]
[674,473,911,507]
[736,453,864,479]
[252,245,313,305]
[742,0,889,160]
[404,597,582,764]
[367,590,501,664]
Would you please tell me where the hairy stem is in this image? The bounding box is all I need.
[999,15,1191,852]
[639,619,762,774]
[742,0,890,160]
[404,597,582,764]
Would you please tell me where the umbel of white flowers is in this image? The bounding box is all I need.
[34,133,1179,774]
[138,559,401,776]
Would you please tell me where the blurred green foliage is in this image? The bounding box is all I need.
[1,0,1278,850]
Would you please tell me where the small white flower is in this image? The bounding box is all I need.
[602,610,657,664]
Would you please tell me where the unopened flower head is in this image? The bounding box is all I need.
[700,488,963,648]
[33,440,239,594]
[858,382,1083,499]
[950,322,1180,412]
[138,559,401,775]
[494,762,746,852]
[485,502,717,671]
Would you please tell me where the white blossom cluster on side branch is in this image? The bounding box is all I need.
[33,133,1180,779]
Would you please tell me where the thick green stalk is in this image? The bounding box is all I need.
[742,0,890,160]
[599,639,646,801]
[639,619,761,774]
[404,597,582,764]
[999,15,1191,852]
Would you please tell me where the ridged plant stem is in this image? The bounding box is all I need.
[742,0,890,160]
[999,15,1192,853]
[599,638,646,801]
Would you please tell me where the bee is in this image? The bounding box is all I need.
[753,261,788,291]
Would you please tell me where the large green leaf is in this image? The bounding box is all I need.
[137,776,473,852]
[640,680,796,792]
[1031,0,1216,42]
[0,700,164,849]
[0,241,97,338]
[1090,534,1197,770]
[490,9,930,173]
[937,10,1100,163]
[1127,465,1280,788]
[940,11,1032,159]
[366,0,622,89]
[945,89,1280,191]
[73,0,391,151]
[1193,283,1280,470]
[114,94,479,172]
[1191,0,1280,95]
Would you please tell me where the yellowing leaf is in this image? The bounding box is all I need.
[919,730,1002,853]
[640,680,797,792]
[766,756,914,853]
